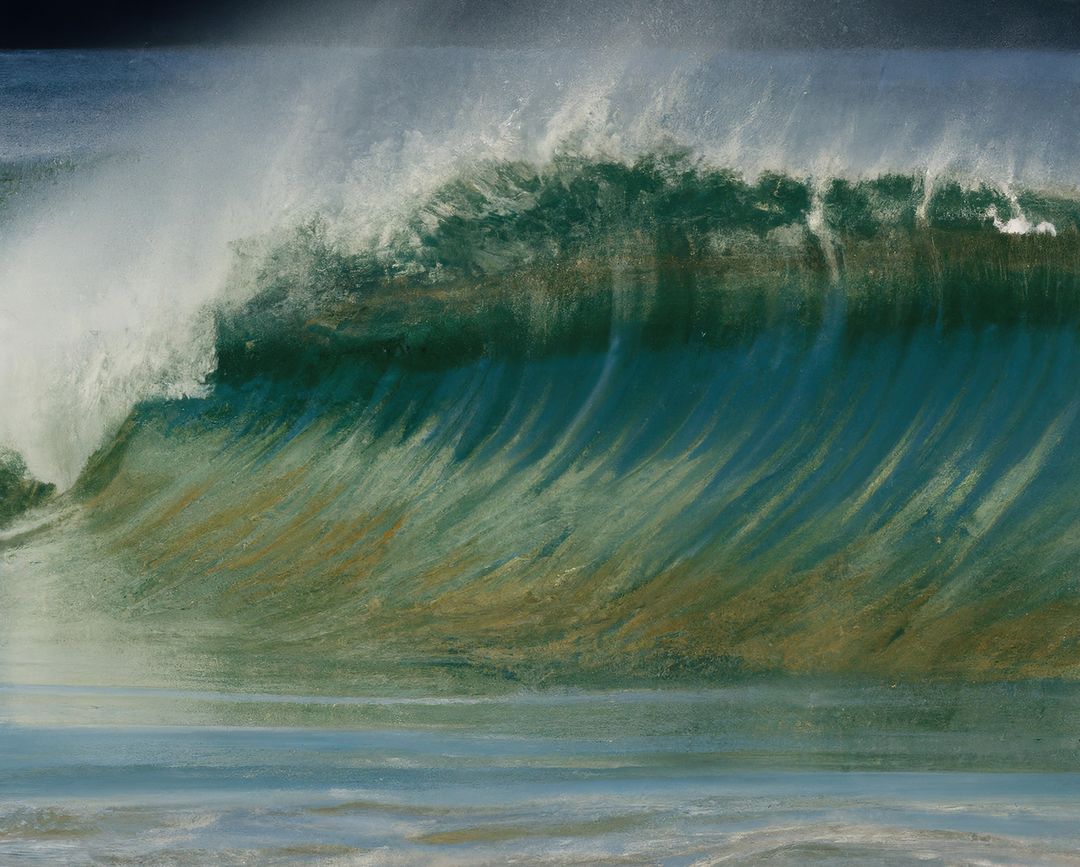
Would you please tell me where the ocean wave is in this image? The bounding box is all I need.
[6,47,1080,489]
[41,153,1077,683]
[211,155,1080,382]
[6,49,1080,685]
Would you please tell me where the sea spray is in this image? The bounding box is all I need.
[3,47,1080,490]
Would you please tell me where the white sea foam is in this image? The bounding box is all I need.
[3,47,1080,486]
[989,203,1057,236]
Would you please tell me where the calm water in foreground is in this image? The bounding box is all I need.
[2,683,1079,865]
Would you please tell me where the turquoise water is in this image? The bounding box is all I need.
[6,47,1080,865]
[2,685,1080,863]
[2,686,1080,864]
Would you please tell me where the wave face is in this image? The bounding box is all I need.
[6,49,1080,686]
[52,152,1080,685]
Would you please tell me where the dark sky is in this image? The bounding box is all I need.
[5,0,1080,49]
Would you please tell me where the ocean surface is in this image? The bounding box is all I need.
[3,47,1080,863]
[3,684,1080,865]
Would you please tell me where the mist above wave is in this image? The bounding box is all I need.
[2,47,1080,486]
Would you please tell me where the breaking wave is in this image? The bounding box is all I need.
[6,47,1080,683]
[45,151,1080,683]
